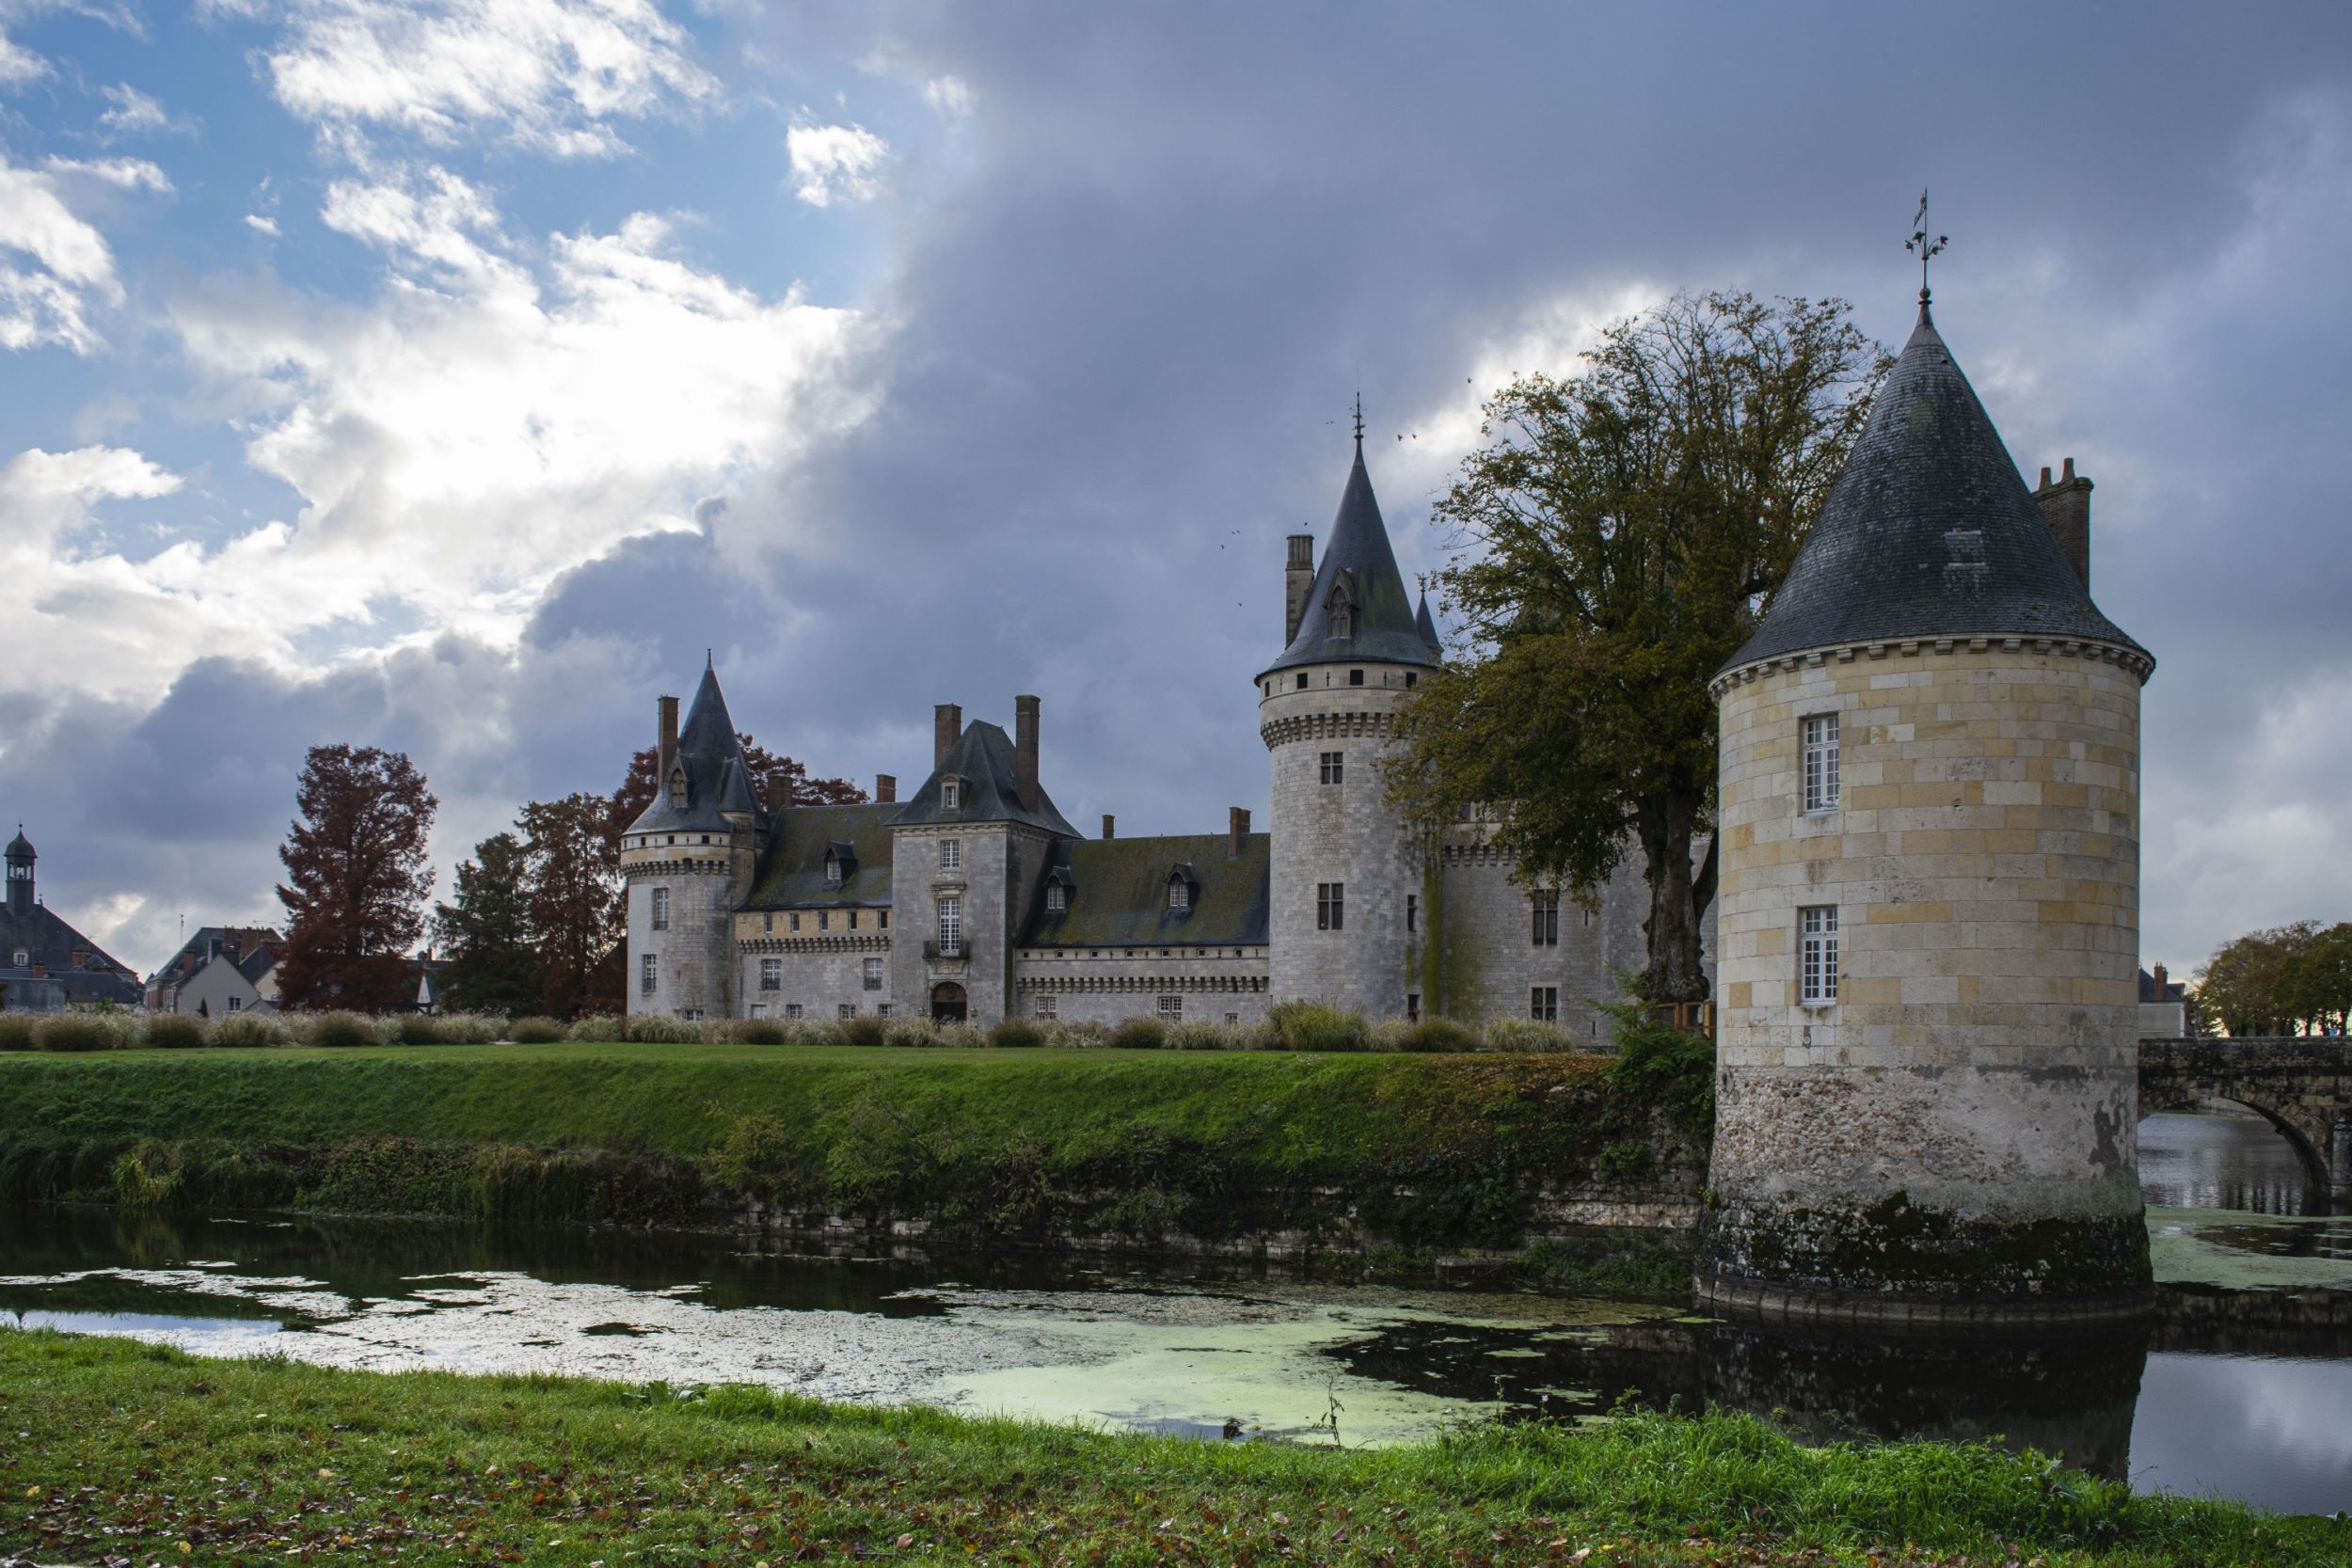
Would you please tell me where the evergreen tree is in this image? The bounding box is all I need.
[433,832,539,1016]
[275,744,437,1011]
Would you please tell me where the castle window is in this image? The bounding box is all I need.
[641,954,659,996]
[938,895,962,957]
[864,958,884,991]
[1319,751,1343,785]
[941,839,961,872]
[760,958,781,992]
[848,911,858,930]
[1531,987,1558,1022]
[1168,877,1190,912]
[880,910,890,930]
[785,1003,803,1020]
[839,1003,857,1020]
[1035,993,1057,1019]
[701,834,710,845]
[1046,883,1067,913]
[1532,892,1559,947]
[227,995,243,1013]
[789,912,801,933]
[1327,581,1354,638]
[942,780,961,810]
[650,887,670,930]
[1802,713,1841,813]
[1225,1011,1240,1025]
[1348,669,1364,686]
[750,1004,766,1019]
[876,1004,892,1018]
[1295,673,1308,690]
[1801,906,1839,1005]
[667,768,686,806]
[824,851,842,887]
[762,912,772,933]
[1406,673,1417,689]
[1406,894,1417,932]
[818,911,830,931]
[1406,992,1420,1022]
[1158,994,1183,1021]
[1316,882,1343,931]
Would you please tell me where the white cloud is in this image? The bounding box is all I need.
[321,162,506,278]
[245,213,281,235]
[96,82,182,136]
[244,0,720,158]
[0,153,126,353]
[45,155,174,192]
[0,27,45,88]
[921,74,972,119]
[787,120,889,207]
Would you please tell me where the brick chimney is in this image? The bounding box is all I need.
[1228,806,1250,860]
[2031,457,2092,594]
[1284,533,1315,644]
[934,704,962,768]
[1014,694,1041,814]
[875,773,897,804]
[1101,814,1116,840]
[2153,962,2169,993]
[657,694,679,785]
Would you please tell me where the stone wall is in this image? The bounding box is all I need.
[1012,946,1271,1026]
[624,852,736,1020]
[734,934,894,1021]
[1701,641,2152,1318]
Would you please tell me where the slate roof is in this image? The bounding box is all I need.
[1018,832,1271,949]
[2137,967,2187,1005]
[1724,297,2148,675]
[148,925,281,988]
[746,802,901,909]
[627,661,767,836]
[1263,441,1438,675]
[889,721,1080,836]
[4,827,31,860]
[1414,591,1441,656]
[0,901,141,1009]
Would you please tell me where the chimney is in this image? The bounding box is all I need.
[2153,962,2169,992]
[657,694,680,784]
[1101,814,1116,840]
[1284,534,1316,644]
[933,704,962,768]
[1228,806,1250,860]
[875,773,897,804]
[29,961,42,979]
[1014,695,1041,814]
[2031,456,2092,594]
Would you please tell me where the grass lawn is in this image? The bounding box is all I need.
[3,1330,2338,1567]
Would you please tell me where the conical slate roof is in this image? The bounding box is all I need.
[1723,298,2147,676]
[1414,591,1441,656]
[626,659,764,834]
[1263,440,1437,674]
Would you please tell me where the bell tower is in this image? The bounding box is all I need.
[5,827,32,919]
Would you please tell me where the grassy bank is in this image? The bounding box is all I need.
[0,1044,1701,1275]
[3,1331,2336,1567]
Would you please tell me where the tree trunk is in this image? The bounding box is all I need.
[1635,786,1710,1004]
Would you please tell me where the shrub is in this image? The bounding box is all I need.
[567,1014,623,1042]
[1108,1017,1166,1051]
[731,1019,787,1045]
[298,1010,389,1048]
[883,1018,939,1049]
[935,1022,987,1050]
[508,1015,566,1044]
[210,1012,292,1048]
[393,1014,448,1045]
[784,1018,844,1047]
[1486,1018,1577,1053]
[0,1014,36,1051]
[1266,999,1368,1052]
[1603,1001,1716,1128]
[1165,1020,1232,1051]
[1367,1018,1412,1053]
[988,1017,1045,1049]
[1399,1018,1481,1053]
[621,1012,701,1044]
[142,1014,210,1050]
[437,1012,505,1044]
[840,1014,887,1048]
[34,1012,127,1052]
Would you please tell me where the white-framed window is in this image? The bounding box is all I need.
[838,1003,856,1020]
[1224,1011,1240,1025]
[818,911,830,932]
[1800,905,1839,1005]
[876,1004,892,1018]
[759,958,782,992]
[824,852,843,887]
[863,958,884,991]
[1316,882,1343,931]
[1157,994,1183,1021]
[1319,751,1343,784]
[942,780,961,810]
[1035,993,1057,1019]
[762,912,772,933]
[1532,891,1559,947]
[938,895,962,957]
[640,953,659,996]
[227,995,243,1013]
[1168,878,1190,912]
[1802,713,1841,813]
[650,886,670,930]
[941,838,961,872]
[785,1003,803,1021]
[750,1004,766,1019]
[1046,883,1067,913]
[1531,986,1558,1022]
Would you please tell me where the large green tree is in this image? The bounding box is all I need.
[520,793,626,1019]
[1387,293,1886,1004]
[433,832,539,1016]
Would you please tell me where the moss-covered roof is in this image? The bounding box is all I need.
[745,802,898,908]
[1018,832,1269,948]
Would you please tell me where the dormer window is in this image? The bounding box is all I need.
[1327,579,1354,639]
[666,767,687,806]
[1046,883,1067,913]
[823,851,843,887]
[942,779,961,810]
[1168,879,1190,912]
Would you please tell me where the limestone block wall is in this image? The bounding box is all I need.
[1012,947,1271,1026]
[1702,640,2152,1315]
[623,853,736,1020]
[735,935,894,1021]
[889,824,1057,1022]
[1261,663,1422,1017]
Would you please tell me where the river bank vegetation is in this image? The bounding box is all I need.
[0,1042,1705,1289]
[4,1331,2338,1566]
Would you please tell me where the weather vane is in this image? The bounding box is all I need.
[1906,189,1948,297]
[1351,391,1365,445]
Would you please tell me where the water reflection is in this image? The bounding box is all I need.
[2140,1103,2327,1214]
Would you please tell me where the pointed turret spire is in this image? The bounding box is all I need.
[1415,590,1440,655]
[1263,434,1436,674]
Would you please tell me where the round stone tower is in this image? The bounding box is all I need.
[1697,292,2156,1323]
[1258,427,1440,1017]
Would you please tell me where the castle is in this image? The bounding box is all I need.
[621,431,1666,1035]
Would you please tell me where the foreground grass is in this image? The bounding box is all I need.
[2,1332,2338,1567]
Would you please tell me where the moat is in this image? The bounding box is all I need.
[5,1109,2348,1515]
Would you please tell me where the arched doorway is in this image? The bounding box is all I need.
[930,982,967,1023]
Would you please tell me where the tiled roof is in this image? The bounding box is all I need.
[889,721,1079,837]
[1263,441,1438,675]
[1724,297,2148,675]
[746,802,900,909]
[1019,832,1270,948]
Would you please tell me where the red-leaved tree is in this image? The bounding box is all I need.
[518,792,625,1018]
[276,744,438,1011]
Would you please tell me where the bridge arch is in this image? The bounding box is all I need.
[2137,1092,2333,1201]
[2138,1037,2352,1207]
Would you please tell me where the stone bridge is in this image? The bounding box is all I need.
[2139,1037,2352,1203]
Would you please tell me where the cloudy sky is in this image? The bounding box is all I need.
[1,1,2347,980]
